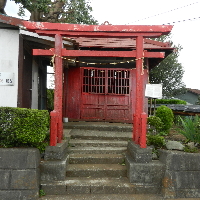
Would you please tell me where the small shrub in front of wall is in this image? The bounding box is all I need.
[155,105,174,134]
[147,134,166,149]
[147,116,164,135]
[0,107,50,152]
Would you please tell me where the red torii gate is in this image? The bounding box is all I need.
[23,21,173,148]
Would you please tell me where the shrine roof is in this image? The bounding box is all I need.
[72,37,173,50]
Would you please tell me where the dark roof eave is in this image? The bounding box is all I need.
[0,14,25,28]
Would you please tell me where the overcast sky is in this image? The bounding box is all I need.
[5,0,200,89]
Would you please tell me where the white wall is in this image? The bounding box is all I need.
[0,29,19,107]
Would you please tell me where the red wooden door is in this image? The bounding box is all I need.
[81,67,131,122]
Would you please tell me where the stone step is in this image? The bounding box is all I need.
[41,177,159,195]
[66,164,127,177]
[40,194,166,200]
[69,139,128,147]
[64,122,132,132]
[69,153,125,164]
[69,129,132,141]
[68,146,127,154]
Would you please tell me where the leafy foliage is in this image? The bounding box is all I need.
[147,116,163,135]
[47,89,54,112]
[0,0,7,14]
[155,105,174,134]
[183,146,198,153]
[149,34,186,97]
[179,115,200,143]
[11,0,98,24]
[151,99,187,105]
[39,189,46,197]
[147,134,166,149]
[196,95,200,105]
[0,107,49,152]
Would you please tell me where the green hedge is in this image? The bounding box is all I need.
[0,107,50,152]
[149,99,187,105]
[155,105,174,134]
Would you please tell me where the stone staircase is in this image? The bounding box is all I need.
[40,122,165,199]
[65,127,134,194]
[40,122,137,194]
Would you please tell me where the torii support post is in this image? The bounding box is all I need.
[133,36,147,148]
[50,34,63,146]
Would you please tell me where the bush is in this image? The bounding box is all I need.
[0,107,49,152]
[147,116,163,135]
[155,105,174,134]
[147,134,166,149]
[179,115,200,144]
[150,99,187,105]
[47,89,54,112]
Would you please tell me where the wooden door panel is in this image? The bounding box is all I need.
[106,109,130,120]
[81,106,104,119]
[106,95,129,105]
[81,68,131,122]
[82,93,99,104]
[81,93,105,119]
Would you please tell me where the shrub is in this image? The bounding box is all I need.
[0,107,49,152]
[147,134,166,149]
[155,105,174,134]
[150,99,187,105]
[179,115,200,144]
[47,89,54,112]
[183,146,198,153]
[147,116,163,135]
[0,108,17,147]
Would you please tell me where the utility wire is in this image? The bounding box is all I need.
[163,16,200,25]
[129,1,199,24]
[123,1,200,25]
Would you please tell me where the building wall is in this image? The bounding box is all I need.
[175,92,198,105]
[0,29,19,107]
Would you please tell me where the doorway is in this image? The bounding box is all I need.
[81,67,132,122]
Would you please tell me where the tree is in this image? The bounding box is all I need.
[0,0,7,14]
[149,34,186,97]
[2,0,97,24]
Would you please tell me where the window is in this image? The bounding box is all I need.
[83,68,130,95]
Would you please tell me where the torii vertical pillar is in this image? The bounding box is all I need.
[50,34,63,145]
[133,36,147,148]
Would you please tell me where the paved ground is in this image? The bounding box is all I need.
[40,194,200,200]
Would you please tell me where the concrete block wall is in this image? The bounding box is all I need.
[126,142,200,198]
[159,150,200,198]
[0,148,40,200]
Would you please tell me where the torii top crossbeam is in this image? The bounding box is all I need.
[24,22,172,38]
[23,21,173,148]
